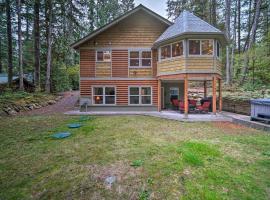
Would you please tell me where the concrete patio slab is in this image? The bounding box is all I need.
[221,111,270,131]
[64,110,231,122]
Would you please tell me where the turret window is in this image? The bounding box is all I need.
[189,39,214,56]
[160,41,183,60]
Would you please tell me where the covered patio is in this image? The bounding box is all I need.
[157,73,222,118]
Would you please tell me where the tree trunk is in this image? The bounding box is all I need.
[244,0,254,52]
[211,0,217,27]
[237,0,241,53]
[26,4,30,41]
[45,0,53,93]
[6,0,13,87]
[34,0,40,91]
[0,34,2,73]
[226,46,231,84]
[241,0,262,84]
[225,0,231,84]
[17,0,24,91]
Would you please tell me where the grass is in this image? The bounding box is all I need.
[0,115,270,199]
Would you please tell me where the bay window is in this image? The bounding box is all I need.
[172,41,183,57]
[160,41,183,60]
[93,86,115,105]
[129,86,152,105]
[96,50,111,62]
[129,50,151,67]
[161,45,171,59]
[189,40,200,55]
[201,40,213,55]
[189,39,214,56]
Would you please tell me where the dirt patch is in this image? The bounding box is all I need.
[212,121,250,134]
[87,161,144,198]
[20,91,79,116]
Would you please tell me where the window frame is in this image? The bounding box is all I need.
[128,49,152,68]
[128,86,152,105]
[96,50,111,62]
[216,41,221,59]
[188,39,214,57]
[159,40,184,61]
[92,86,116,105]
[169,87,179,99]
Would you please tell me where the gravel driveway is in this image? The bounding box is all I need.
[21,91,79,116]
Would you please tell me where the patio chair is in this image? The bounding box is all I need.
[189,99,197,106]
[179,101,185,113]
[196,101,211,113]
[171,99,179,110]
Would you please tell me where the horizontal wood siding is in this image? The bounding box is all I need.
[186,57,214,71]
[129,68,152,78]
[157,58,185,75]
[80,49,95,77]
[216,59,222,75]
[112,50,129,77]
[152,49,158,76]
[95,62,111,77]
[80,10,168,48]
[80,80,158,105]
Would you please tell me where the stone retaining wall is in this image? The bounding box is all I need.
[222,97,250,115]
[0,96,62,116]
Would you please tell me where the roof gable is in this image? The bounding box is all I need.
[155,10,225,44]
[71,4,172,49]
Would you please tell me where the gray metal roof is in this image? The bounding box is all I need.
[155,10,223,44]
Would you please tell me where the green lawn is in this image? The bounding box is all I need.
[0,115,269,200]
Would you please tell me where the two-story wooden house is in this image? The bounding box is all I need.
[71,4,227,116]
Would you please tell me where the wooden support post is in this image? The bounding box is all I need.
[184,74,189,117]
[158,79,161,112]
[212,76,217,115]
[219,78,222,112]
[203,80,207,98]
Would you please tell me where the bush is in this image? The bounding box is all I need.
[67,65,79,90]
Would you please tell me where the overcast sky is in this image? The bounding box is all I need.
[134,0,168,19]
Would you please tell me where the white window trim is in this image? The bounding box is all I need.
[128,86,152,105]
[188,39,214,57]
[96,50,111,62]
[159,40,184,61]
[92,86,116,106]
[128,49,152,68]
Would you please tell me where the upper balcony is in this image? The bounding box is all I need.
[157,39,222,76]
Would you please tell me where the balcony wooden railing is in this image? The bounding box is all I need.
[157,56,222,76]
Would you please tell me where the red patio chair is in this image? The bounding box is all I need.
[179,101,185,113]
[196,101,211,113]
[171,99,179,110]
[189,99,197,106]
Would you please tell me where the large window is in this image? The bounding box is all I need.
[96,50,111,62]
[201,40,213,55]
[189,40,213,56]
[160,41,183,60]
[93,86,115,105]
[161,45,171,59]
[129,86,152,105]
[129,50,151,67]
[172,42,183,57]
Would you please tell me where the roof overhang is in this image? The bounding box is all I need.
[70,4,172,49]
[153,32,229,48]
